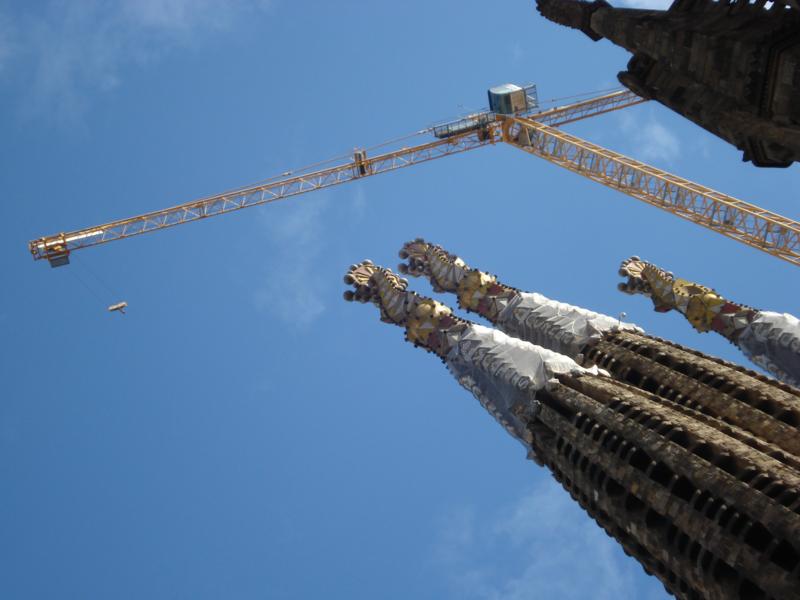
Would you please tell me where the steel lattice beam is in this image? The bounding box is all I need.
[504,116,800,266]
[30,91,641,264]
[28,130,500,262]
[32,89,799,270]
[534,90,644,127]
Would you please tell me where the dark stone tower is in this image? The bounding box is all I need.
[344,240,800,599]
[536,0,800,167]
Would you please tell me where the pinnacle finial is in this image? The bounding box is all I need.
[535,0,610,41]
[342,258,466,357]
[617,255,659,298]
[616,256,755,334]
[398,238,475,295]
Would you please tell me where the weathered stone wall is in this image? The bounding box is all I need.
[537,0,800,167]
[527,363,800,599]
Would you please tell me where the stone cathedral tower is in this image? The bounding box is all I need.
[344,240,800,600]
[536,0,800,167]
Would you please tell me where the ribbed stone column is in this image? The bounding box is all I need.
[344,257,800,599]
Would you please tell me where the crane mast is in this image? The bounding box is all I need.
[29,88,800,268]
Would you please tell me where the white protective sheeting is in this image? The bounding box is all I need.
[737,311,800,388]
[445,324,601,448]
[496,291,643,359]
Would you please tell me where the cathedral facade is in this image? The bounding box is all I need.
[536,0,800,167]
[344,240,800,599]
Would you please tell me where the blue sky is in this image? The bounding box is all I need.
[1,1,798,598]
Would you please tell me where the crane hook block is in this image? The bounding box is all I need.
[48,251,70,268]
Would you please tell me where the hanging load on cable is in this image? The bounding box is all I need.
[107,302,128,315]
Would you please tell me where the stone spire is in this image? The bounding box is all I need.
[344,251,800,599]
[399,238,641,358]
[618,256,800,387]
[536,0,800,167]
[343,260,593,447]
[397,238,800,460]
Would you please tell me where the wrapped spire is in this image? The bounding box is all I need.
[619,256,800,387]
[344,245,800,599]
[344,259,595,448]
[398,238,641,359]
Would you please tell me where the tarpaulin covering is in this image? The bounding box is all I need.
[496,292,642,359]
[445,324,600,447]
[738,311,800,388]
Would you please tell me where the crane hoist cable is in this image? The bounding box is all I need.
[69,255,127,314]
[538,86,626,106]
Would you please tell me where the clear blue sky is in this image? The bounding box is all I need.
[1,1,798,598]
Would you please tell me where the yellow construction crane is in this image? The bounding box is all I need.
[29,86,800,268]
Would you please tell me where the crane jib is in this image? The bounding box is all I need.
[28,89,800,268]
